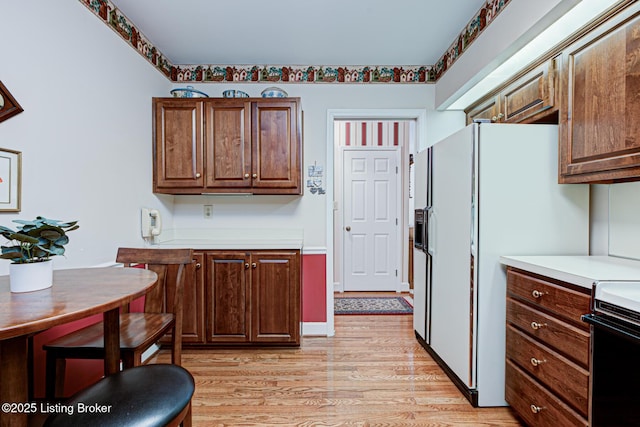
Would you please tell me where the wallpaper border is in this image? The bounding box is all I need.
[79,0,511,84]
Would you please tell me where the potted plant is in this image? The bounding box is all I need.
[0,216,79,292]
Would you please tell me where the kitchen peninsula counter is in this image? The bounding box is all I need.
[153,228,304,250]
[500,255,640,289]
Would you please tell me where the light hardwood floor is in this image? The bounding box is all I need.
[153,302,523,426]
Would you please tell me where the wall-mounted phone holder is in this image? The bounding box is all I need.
[141,208,162,238]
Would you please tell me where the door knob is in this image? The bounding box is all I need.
[346,226,351,231]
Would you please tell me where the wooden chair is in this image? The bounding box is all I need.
[42,247,193,400]
[43,364,194,427]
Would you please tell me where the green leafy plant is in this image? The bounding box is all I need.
[0,216,79,264]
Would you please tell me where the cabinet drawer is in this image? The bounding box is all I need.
[507,298,590,366]
[506,360,588,427]
[507,269,590,326]
[506,326,589,416]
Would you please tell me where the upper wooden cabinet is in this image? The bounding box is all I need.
[154,97,302,194]
[559,3,640,183]
[466,55,560,125]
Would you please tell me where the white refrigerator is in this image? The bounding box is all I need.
[420,123,589,407]
[413,149,431,343]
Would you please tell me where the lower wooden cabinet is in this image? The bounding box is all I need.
[180,249,300,346]
[505,268,590,427]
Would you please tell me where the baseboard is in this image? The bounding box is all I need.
[302,322,328,336]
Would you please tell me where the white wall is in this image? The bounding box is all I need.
[0,1,172,273]
[170,83,440,249]
[608,182,640,259]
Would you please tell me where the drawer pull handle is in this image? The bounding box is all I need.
[530,321,547,330]
[530,357,547,367]
[531,289,546,298]
[530,404,544,414]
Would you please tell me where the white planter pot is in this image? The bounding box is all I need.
[10,260,53,293]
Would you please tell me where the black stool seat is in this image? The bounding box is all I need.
[44,364,194,427]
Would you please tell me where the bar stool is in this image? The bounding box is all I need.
[43,364,194,427]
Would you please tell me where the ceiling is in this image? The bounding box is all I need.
[109,0,487,66]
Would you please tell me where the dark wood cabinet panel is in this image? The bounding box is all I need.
[505,267,590,426]
[559,4,640,183]
[251,252,300,344]
[507,325,588,416]
[501,55,559,124]
[182,252,205,343]
[506,361,588,427]
[251,101,301,193]
[205,100,252,189]
[176,249,302,346]
[153,99,204,189]
[466,95,500,124]
[153,98,302,194]
[466,56,559,125]
[205,252,251,343]
[506,298,589,367]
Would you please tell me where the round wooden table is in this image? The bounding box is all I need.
[0,267,158,427]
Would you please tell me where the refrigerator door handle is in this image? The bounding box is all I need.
[427,208,435,256]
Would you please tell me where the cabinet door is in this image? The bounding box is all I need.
[251,100,302,194]
[153,99,204,190]
[159,254,205,345]
[182,252,205,343]
[560,5,640,183]
[204,100,252,190]
[205,252,251,343]
[502,55,559,123]
[466,95,500,124]
[250,251,300,344]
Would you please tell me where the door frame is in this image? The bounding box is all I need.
[340,146,402,292]
[325,109,427,336]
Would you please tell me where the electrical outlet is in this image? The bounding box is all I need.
[203,204,213,219]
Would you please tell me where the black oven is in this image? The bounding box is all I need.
[582,282,640,427]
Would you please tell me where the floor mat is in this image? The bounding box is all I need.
[334,296,413,315]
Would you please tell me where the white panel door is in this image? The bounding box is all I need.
[343,149,400,291]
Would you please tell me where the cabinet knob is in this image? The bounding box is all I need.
[497,113,504,120]
[252,173,258,179]
[491,116,497,122]
[346,226,351,231]
[530,357,547,367]
[244,173,250,179]
[195,172,201,178]
[195,262,201,269]
[252,262,257,269]
[530,404,544,414]
[531,289,546,299]
[245,263,250,269]
[530,321,547,330]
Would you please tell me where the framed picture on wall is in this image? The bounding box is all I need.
[0,81,24,123]
[0,148,22,212]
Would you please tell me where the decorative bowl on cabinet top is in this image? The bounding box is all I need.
[261,87,288,98]
[170,86,209,98]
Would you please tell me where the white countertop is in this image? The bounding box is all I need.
[500,255,640,289]
[153,228,304,250]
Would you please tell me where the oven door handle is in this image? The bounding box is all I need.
[582,313,640,342]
